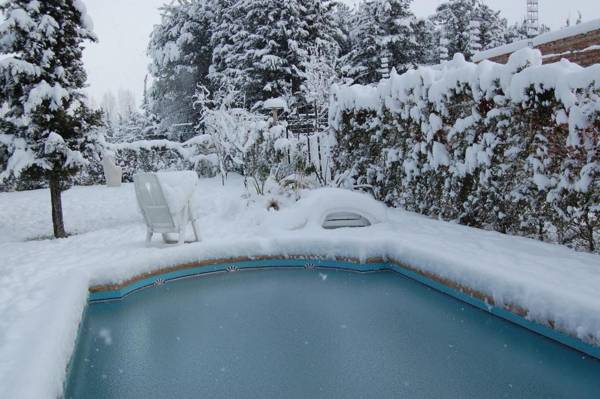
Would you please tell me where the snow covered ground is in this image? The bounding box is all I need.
[1,175,599,399]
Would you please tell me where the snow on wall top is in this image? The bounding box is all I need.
[473,18,600,63]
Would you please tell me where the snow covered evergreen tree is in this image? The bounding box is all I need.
[346,0,416,84]
[476,4,507,52]
[331,2,354,59]
[211,0,343,113]
[210,0,340,111]
[378,0,417,73]
[431,0,507,62]
[412,18,437,65]
[504,20,550,43]
[0,0,100,237]
[302,0,341,54]
[208,0,247,101]
[210,0,299,108]
[148,0,213,140]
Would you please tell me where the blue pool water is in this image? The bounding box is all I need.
[65,268,600,398]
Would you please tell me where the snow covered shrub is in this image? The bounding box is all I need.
[112,141,190,182]
[70,127,218,187]
[194,84,324,195]
[330,49,600,253]
[331,107,381,191]
[194,85,271,179]
[548,77,600,252]
[508,84,563,241]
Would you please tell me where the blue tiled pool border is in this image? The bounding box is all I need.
[88,258,600,361]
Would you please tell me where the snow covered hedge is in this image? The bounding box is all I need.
[1,136,219,190]
[330,49,600,253]
[78,136,219,185]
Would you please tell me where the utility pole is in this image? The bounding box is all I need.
[526,0,540,38]
[379,51,391,80]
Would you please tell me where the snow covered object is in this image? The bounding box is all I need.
[0,0,100,237]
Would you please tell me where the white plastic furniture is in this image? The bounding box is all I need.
[133,173,201,245]
[101,153,123,187]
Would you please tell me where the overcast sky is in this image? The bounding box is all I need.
[81,0,600,106]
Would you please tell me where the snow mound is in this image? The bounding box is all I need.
[268,188,387,231]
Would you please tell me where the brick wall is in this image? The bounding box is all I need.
[486,28,600,66]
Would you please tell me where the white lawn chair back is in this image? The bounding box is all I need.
[134,172,201,245]
[134,174,176,232]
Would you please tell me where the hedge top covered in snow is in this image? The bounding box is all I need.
[331,49,600,126]
[330,49,600,147]
[473,18,600,62]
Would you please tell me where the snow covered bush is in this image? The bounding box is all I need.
[330,49,600,253]
[99,137,217,184]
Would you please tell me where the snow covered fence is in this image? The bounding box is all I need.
[330,49,600,253]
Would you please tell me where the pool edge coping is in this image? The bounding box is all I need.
[87,256,600,361]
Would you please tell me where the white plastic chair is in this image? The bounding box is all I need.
[133,173,201,245]
[101,153,123,187]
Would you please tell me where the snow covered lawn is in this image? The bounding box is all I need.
[1,175,599,399]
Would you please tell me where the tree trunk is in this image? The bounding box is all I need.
[583,212,595,253]
[49,176,67,238]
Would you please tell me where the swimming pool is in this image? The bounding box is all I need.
[65,267,600,398]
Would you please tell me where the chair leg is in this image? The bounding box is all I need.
[146,230,153,245]
[177,207,189,245]
[178,226,185,245]
[192,218,201,242]
[187,203,201,242]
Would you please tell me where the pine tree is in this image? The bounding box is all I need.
[0,0,100,238]
[412,18,437,65]
[377,0,417,73]
[331,2,354,59]
[210,0,339,110]
[476,3,507,52]
[209,0,247,100]
[345,0,416,85]
[210,0,298,108]
[431,0,507,62]
[302,0,341,53]
[505,20,550,43]
[148,0,213,139]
